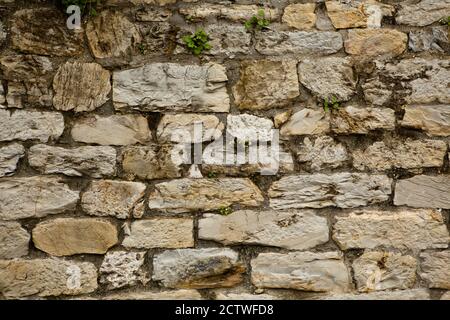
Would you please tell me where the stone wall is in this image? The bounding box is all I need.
[0,0,449,300]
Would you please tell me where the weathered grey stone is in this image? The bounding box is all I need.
[28,145,116,178]
[0,110,64,142]
[0,221,29,259]
[100,251,148,289]
[401,105,450,137]
[157,114,224,143]
[280,109,330,136]
[420,251,450,289]
[215,292,278,300]
[298,57,356,101]
[255,31,343,55]
[251,252,351,292]
[148,178,264,213]
[113,63,229,112]
[121,145,183,180]
[53,62,111,112]
[0,143,25,177]
[319,289,430,300]
[409,26,449,52]
[297,136,349,170]
[282,3,316,30]
[233,60,299,110]
[394,175,450,209]
[333,209,450,250]
[353,140,447,171]
[353,251,417,292]
[179,4,279,22]
[100,290,202,300]
[345,29,407,59]
[396,0,450,26]
[199,210,328,250]
[0,84,5,105]
[153,248,244,289]
[86,10,142,65]
[122,218,194,249]
[0,177,79,220]
[32,218,118,256]
[227,114,274,142]
[71,115,151,146]
[269,173,391,210]
[135,7,172,22]
[81,180,146,219]
[0,259,97,298]
[0,20,5,45]
[331,106,396,134]
[11,8,83,56]
[202,24,251,57]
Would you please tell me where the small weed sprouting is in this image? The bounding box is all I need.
[207,171,217,179]
[439,16,450,26]
[182,29,212,56]
[218,206,233,216]
[323,96,340,112]
[137,43,146,55]
[244,9,270,31]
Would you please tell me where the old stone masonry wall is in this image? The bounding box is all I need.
[0,0,449,300]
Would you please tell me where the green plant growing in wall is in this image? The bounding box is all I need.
[206,171,217,179]
[182,29,212,56]
[137,43,147,55]
[244,9,270,31]
[439,16,450,26]
[323,96,340,112]
[60,0,101,16]
[218,206,233,216]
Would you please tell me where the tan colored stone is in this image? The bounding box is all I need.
[32,218,118,256]
[179,4,279,22]
[123,218,194,249]
[0,259,97,298]
[148,178,264,213]
[53,62,111,112]
[0,177,79,220]
[280,109,330,136]
[233,60,299,110]
[297,136,349,170]
[282,4,316,30]
[420,251,450,289]
[100,289,203,300]
[353,251,417,292]
[331,106,395,134]
[251,251,351,292]
[345,29,407,59]
[441,292,450,300]
[121,145,182,180]
[0,143,25,177]
[401,105,450,137]
[333,209,450,250]
[71,115,151,146]
[319,289,430,300]
[0,221,29,259]
[100,251,148,289]
[199,210,328,250]
[81,180,146,219]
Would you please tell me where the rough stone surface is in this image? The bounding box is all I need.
[11,8,83,56]
[81,180,146,219]
[199,210,328,250]
[86,10,142,65]
[0,221,30,259]
[353,251,417,292]
[420,251,450,289]
[394,175,450,209]
[233,60,299,110]
[345,29,407,59]
[0,143,25,177]
[331,106,396,134]
[227,114,274,142]
[100,251,148,289]
[320,289,430,300]
[100,289,202,300]
[28,145,116,178]
[0,259,98,298]
[296,136,349,170]
[71,115,151,146]
[122,218,194,249]
[179,4,279,22]
[396,0,450,26]
[282,4,316,30]
[251,252,351,292]
[401,105,450,137]
[353,140,447,171]
[0,110,64,142]
[148,178,264,213]
[409,26,449,52]
[0,177,79,220]
[121,145,183,180]
[298,58,356,101]
[255,31,343,56]
[157,114,224,143]
[53,62,111,112]
[153,248,244,289]
[32,218,118,256]
[280,109,330,136]
[333,209,450,250]
[113,63,229,112]
[268,173,391,210]
[202,24,251,57]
